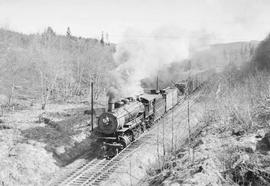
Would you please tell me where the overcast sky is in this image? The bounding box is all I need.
[0,0,270,43]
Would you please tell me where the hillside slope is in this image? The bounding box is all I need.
[144,36,270,186]
[191,41,259,71]
[0,28,115,108]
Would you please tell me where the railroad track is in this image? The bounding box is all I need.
[50,91,201,186]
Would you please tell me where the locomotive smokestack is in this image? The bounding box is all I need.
[108,96,115,112]
[107,87,117,112]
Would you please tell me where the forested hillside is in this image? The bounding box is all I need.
[0,27,260,110]
[191,41,259,71]
[0,28,115,109]
[250,34,270,71]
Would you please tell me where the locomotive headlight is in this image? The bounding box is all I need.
[102,116,110,126]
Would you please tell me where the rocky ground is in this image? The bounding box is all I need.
[0,103,102,186]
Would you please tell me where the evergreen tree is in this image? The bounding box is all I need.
[66,27,71,38]
[46,26,55,36]
[100,31,104,45]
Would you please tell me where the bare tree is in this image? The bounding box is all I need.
[0,27,115,108]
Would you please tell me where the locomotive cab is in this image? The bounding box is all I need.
[139,93,165,123]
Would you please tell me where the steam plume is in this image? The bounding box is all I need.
[108,28,190,98]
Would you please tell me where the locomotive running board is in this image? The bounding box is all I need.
[121,115,143,131]
[97,136,117,140]
[103,142,123,148]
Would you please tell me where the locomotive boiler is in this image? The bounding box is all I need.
[98,98,145,135]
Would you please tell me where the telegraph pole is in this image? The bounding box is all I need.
[188,91,190,153]
[91,82,94,131]
[187,71,192,163]
[156,76,159,91]
[171,92,174,153]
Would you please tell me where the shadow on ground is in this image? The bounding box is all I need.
[21,107,103,166]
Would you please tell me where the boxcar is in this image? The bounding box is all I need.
[161,88,178,112]
[153,94,166,121]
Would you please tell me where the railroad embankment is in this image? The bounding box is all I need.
[144,71,270,185]
[144,115,270,185]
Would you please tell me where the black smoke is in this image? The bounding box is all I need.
[249,34,270,72]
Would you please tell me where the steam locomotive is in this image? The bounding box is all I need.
[97,69,214,157]
[97,88,178,157]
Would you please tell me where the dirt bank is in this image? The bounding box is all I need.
[0,103,103,186]
[143,98,270,186]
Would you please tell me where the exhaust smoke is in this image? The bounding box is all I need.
[108,28,191,98]
[107,27,216,99]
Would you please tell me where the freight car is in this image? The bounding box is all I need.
[97,87,179,158]
[175,69,215,95]
[161,88,178,111]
